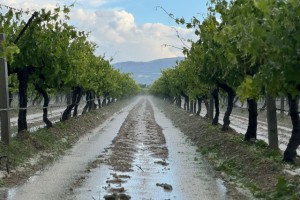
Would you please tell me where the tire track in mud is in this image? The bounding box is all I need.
[81,98,169,199]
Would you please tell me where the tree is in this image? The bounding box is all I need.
[250,0,300,162]
[1,5,139,135]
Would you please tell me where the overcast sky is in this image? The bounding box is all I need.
[3,0,209,62]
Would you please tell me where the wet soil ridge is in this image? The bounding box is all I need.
[105,98,168,171]
[139,99,168,160]
[102,98,169,198]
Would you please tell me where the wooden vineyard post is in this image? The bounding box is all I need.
[209,87,214,120]
[280,96,285,116]
[266,93,278,149]
[0,33,11,144]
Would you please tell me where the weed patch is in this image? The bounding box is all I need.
[0,139,38,167]
[266,176,300,200]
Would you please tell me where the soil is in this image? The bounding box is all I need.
[106,99,168,171]
[154,97,300,198]
[68,97,233,200]
[72,98,169,198]
[2,95,299,199]
[0,99,132,189]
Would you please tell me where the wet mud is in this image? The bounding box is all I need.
[3,96,231,199]
[4,99,139,200]
[107,99,168,172]
[70,97,231,200]
[73,99,169,198]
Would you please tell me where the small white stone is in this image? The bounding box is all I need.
[61,138,67,143]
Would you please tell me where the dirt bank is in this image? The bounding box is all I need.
[153,97,300,199]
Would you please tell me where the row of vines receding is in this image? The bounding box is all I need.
[0,4,140,138]
[150,0,300,163]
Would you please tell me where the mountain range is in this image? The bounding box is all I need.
[112,57,185,85]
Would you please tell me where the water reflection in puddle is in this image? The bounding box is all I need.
[151,99,231,199]
[5,99,141,200]
[71,98,231,200]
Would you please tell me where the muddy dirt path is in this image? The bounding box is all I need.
[4,96,231,200]
[3,99,140,200]
[70,97,231,199]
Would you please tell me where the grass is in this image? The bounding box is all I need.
[0,121,76,170]
[0,138,38,167]
[208,134,300,199]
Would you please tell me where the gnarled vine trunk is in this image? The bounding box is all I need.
[73,90,83,117]
[35,85,52,128]
[176,96,182,108]
[73,92,82,117]
[9,91,13,108]
[233,96,239,107]
[196,96,202,116]
[244,98,257,141]
[217,82,236,131]
[283,95,300,163]
[212,89,219,125]
[90,91,97,110]
[32,94,41,106]
[172,97,176,105]
[102,98,107,107]
[190,100,194,112]
[17,68,29,133]
[62,87,82,121]
[260,98,267,111]
[181,93,189,110]
[82,91,91,114]
[83,91,97,113]
[97,96,102,109]
[102,92,109,107]
[204,99,209,118]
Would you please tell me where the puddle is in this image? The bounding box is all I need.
[3,98,140,200]
[151,99,231,200]
[1,97,231,199]
[70,97,231,200]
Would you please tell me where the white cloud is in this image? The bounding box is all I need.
[2,0,197,62]
[76,0,108,5]
[71,9,196,62]
[75,0,117,8]
[138,75,150,78]
[4,0,57,11]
